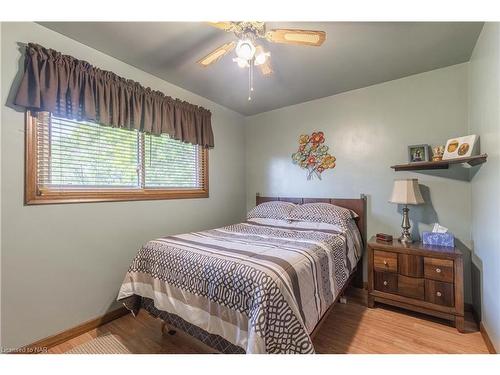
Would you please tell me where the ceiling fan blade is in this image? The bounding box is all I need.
[266,29,326,46]
[197,41,236,67]
[207,22,235,32]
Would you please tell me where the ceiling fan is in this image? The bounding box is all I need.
[197,22,326,100]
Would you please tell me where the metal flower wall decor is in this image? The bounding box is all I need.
[292,131,336,180]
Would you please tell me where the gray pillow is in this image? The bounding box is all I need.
[247,201,296,220]
[287,202,357,229]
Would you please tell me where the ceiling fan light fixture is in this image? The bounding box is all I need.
[235,39,256,60]
[254,50,270,66]
[233,57,250,68]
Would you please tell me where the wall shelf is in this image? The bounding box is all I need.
[391,154,488,172]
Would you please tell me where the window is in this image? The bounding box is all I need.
[25,111,208,204]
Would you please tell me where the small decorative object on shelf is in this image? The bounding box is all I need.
[432,145,445,161]
[291,131,336,180]
[408,144,430,163]
[389,179,424,243]
[443,134,478,160]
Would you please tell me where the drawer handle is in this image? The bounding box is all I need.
[436,268,442,273]
[383,260,388,266]
[383,281,388,286]
[436,291,442,297]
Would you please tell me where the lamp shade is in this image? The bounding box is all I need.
[389,179,424,205]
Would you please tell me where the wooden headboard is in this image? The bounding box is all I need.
[255,194,367,245]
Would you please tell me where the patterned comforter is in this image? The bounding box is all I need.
[117,221,362,354]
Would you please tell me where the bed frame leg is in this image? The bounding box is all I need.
[161,321,177,335]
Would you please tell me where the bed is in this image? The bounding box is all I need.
[117,195,366,354]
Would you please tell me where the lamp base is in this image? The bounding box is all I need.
[398,205,413,244]
[398,232,413,244]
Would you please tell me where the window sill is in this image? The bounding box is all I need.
[25,189,209,205]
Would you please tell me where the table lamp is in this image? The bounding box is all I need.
[389,178,424,243]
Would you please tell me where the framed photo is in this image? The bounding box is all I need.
[443,135,478,160]
[408,144,430,163]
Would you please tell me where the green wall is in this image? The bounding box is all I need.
[469,23,500,353]
[0,22,247,349]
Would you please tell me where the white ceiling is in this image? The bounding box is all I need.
[39,22,483,116]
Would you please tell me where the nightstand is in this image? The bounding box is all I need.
[367,236,464,332]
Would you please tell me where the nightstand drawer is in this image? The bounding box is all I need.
[425,279,454,307]
[424,258,454,283]
[398,275,425,300]
[398,254,424,277]
[374,250,398,272]
[374,271,398,293]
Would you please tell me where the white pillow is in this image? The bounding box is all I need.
[247,218,343,232]
[246,218,291,226]
[286,220,343,231]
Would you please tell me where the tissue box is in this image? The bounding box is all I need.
[422,231,455,248]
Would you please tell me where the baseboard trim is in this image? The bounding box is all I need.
[480,322,497,354]
[11,306,129,354]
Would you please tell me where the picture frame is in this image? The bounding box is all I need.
[408,144,430,163]
[443,134,479,160]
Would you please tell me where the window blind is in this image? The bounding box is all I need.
[34,113,206,193]
[144,134,203,189]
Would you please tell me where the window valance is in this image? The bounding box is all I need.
[14,43,214,148]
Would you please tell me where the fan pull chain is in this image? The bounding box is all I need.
[248,63,251,101]
[248,60,254,101]
[251,60,254,92]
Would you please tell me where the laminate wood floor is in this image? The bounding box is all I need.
[49,288,489,354]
